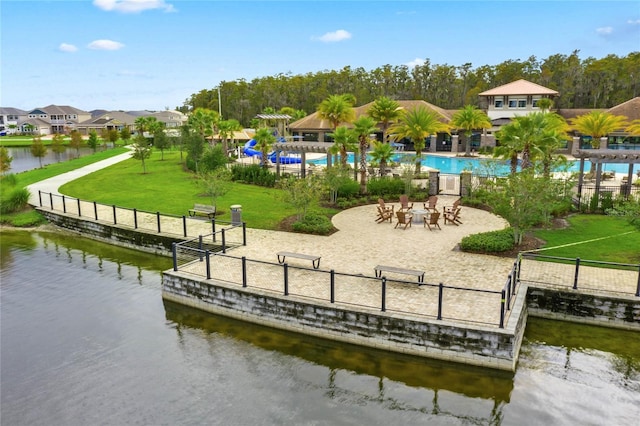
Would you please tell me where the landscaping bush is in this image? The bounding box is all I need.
[460,228,515,253]
[230,164,277,187]
[366,177,405,197]
[337,181,359,199]
[1,187,31,214]
[291,213,334,235]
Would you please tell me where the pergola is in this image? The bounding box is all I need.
[270,141,334,177]
[575,149,640,204]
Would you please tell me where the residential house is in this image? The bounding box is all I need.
[76,111,138,136]
[0,107,27,134]
[22,105,92,135]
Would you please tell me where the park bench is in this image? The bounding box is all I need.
[188,203,216,220]
[374,265,425,284]
[277,251,321,269]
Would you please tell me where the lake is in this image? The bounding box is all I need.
[1,230,638,425]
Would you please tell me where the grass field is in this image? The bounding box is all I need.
[533,215,640,264]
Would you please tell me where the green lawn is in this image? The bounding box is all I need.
[59,150,338,230]
[533,215,640,264]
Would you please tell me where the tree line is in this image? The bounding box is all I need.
[179,51,639,126]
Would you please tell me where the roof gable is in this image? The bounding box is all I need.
[607,97,640,121]
[479,79,558,96]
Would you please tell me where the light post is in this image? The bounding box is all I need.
[217,86,222,118]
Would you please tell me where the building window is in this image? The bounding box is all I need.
[508,100,518,108]
[518,100,526,108]
[494,100,503,108]
[532,99,539,108]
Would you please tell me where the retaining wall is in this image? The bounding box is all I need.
[162,270,528,371]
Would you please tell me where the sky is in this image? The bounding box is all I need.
[1,0,639,112]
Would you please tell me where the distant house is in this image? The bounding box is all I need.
[0,107,27,135]
[478,79,559,122]
[147,110,188,128]
[22,105,92,135]
[76,111,138,135]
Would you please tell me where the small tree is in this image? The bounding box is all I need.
[369,141,395,176]
[198,167,231,209]
[51,134,66,162]
[277,174,323,220]
[154,129,170,160]
[108,129,119,148]
[449,105,492,156]
[0,146,13,174]
[120,127,131,143]
[132,135,152,174]
[30,136,47,168]
[87,131,99,152]
[254,127,276,168]
[322,165,352,204]
[69,130,83,157]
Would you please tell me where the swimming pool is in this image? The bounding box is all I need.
[308,153,639,176]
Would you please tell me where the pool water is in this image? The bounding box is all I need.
[309,153,639,176]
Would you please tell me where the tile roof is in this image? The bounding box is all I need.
[607,97,640,121]
[479,79,559,96]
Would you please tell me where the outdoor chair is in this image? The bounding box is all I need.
[443,207,462,226]
[399,195,413,212]
[423,211,441,230]
[394,210,413,230]
[443,198,460,214]
[424,196,438,212]
[378,198,394,215]
[375,205,393,223]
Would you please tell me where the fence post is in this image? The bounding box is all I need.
[284,263,289,296]
[133,208,138,229]
[62,196,67,213]
[330,270,335,303]
[50,193,54,210]
[506,276,512,310]
[38,191,43,207]
[172,243,178,271]
[511,261,518,296]
[242,222,247,246]
[242,257,247,288]
[437,282,444,320]
[94,201,98,220]
[113,205,117,225]
[381,277,386,312]
[221,229,226,254]
[499,289,506,328]
[198,235,203,261]
[76,198,81,216]
[156,212,161,233]
[205,250,211,280]
[182,216,187,238]
[573,258,580,290]
[211,218,216,242]
[636,265,640,297]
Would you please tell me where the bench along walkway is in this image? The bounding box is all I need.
[189,204,216,220]
[277,251,321,269]
[375,265,425,284]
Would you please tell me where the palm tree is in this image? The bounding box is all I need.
[627,119,640,136]
[317,94,356,132]
[494,123,524,175]
[352,116,379,194]
[369,141,395,176]
[367,96,402,143]
[389,107,450,175]
[217,119,242,154]
[537,98,554,113]
[188,108,220,142]
[570,111,629,149]
[533,113,570,177]
[449,105,492,156]
[328,126,358,167]
[254,127,276,168]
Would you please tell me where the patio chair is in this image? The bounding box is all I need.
[375,205,393,223]
[394,210,413,230]
[378,198,394,215]
[443,198,461,214]
[443,207,462,226]
[423,196,438,212]
[399,195,413,212]
[423,211,441,230]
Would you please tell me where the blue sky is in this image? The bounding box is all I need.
[2,0,639,112]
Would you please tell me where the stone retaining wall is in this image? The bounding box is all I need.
[162,270,527,371]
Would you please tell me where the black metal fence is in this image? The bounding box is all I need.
[518,253,640,297]
[171,242,521,329]
[576,184,640,212]
[36,190,247,241]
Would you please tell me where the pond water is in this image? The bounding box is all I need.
[1,230,639,425]
[309,153,639,176]
[5,146,114,174]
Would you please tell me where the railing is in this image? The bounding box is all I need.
[518,253,640,297]
[171,244,520,328]
[576,184,640,211]
[36,190,247,242]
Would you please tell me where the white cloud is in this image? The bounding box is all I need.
[88,39,125,50]
[93,0,175,14]
[628,19,640,25]
[405,58,426,68]
[315,29,352,43]
[596,26,613,35]
[59,43,78,52]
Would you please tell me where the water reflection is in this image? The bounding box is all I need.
[6,145,115,173]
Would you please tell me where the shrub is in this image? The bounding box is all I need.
[367,177,405,196]
[291,213,334,235]
[1,187,31,214]
[199,145,228,172]
[337,181,359,198]
[460,228,515,253]
[230,164,277,187]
